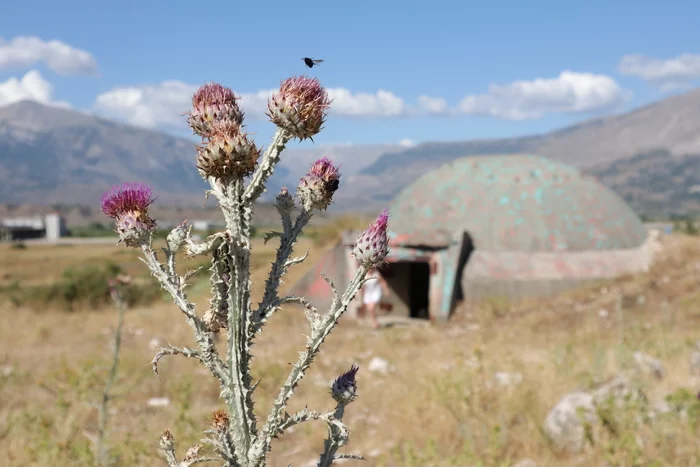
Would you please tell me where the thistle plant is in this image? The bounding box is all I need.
[100,76,390,466]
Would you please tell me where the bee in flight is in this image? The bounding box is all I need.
[302,57,324,68]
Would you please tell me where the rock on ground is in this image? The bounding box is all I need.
[632,351,665,380]
[544,374,635,453]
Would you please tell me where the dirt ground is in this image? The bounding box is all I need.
[1,232,700,466]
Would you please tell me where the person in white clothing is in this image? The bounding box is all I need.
[361,266,389,329]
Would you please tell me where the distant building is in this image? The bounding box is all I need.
[192,220,212,231]
[191,219,226,232]
[290,155,662,323]
[0,213,67,242]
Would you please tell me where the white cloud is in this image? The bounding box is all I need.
[417,95,448,114]
[94,81,197,128]
[327,88,406,117]
[458,71,627,120]
[0,70,70,108]
[93,81,414,128]
[617,53,700,90]
[398,139,415,147]
[0,36,98,76]
[93,70,628,129]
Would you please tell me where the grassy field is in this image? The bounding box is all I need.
[1,229,700,466]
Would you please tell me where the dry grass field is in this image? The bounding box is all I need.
[1,228,700,466]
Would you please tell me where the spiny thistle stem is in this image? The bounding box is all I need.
[252,209,313,331]
[140,244,228,386]
[318,404,346,467]
[96,277,130,466]
[251,265,369,460]
[243,128,291,205]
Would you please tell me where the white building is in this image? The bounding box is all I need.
[0,213,67,242]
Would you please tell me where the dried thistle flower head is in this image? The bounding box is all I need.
[331,364,359,404]
[352,209,390,266]
[196,120,261,181]
[296,156,341,211]
[212,409,230,431]
[267,75,330,140]
[101,182,157,247]
[187,82,244,138]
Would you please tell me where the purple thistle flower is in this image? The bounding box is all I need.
[267,75,331,140]
[331,364,359,404]
[100,182,157,247]
[101,182,154,219]
[309,156,341,191]
[187,82,244,138]
[352,210,390,266]
[296,156,341,211]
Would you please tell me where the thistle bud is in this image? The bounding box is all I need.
[267,75,330,140]
[159,429,175,452]
[166,220,190,252]
[101,182,157,247]
[331,364,359,404]
[296,157,340,211]
[352,210,390,266]
[183,444,203,462]
[107,274,132,290]
[187,82,244,138]
[196,121,261,181]
[276,187,295,213]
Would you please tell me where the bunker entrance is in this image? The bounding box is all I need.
[453,232,475,303]
[381,260,431,320]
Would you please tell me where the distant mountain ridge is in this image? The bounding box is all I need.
[0,100,399,209]
[3,88,700,217]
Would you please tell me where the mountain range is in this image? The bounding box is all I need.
[2,88,700,219]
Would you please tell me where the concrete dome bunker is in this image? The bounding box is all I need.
[289,154,657,323]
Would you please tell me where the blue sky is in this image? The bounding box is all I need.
[1,0,699,148]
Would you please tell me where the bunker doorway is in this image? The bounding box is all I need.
[381,260,431,320]
[453,232,475,303]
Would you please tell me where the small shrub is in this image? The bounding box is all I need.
[6,262,162,311]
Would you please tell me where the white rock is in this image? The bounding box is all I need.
[690,349,700,375]
[149,338,162,350]
[598,308,609,318]
[512,460,537,467]
[490,372,523,388]
[653,399,672,415]
[545,374,633,453]
[147,397,171,408]
[368,357,393,374]
[1,365,14,377]
[544,392,597,453]
[591,374,632,403]
[632,352,665,380]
